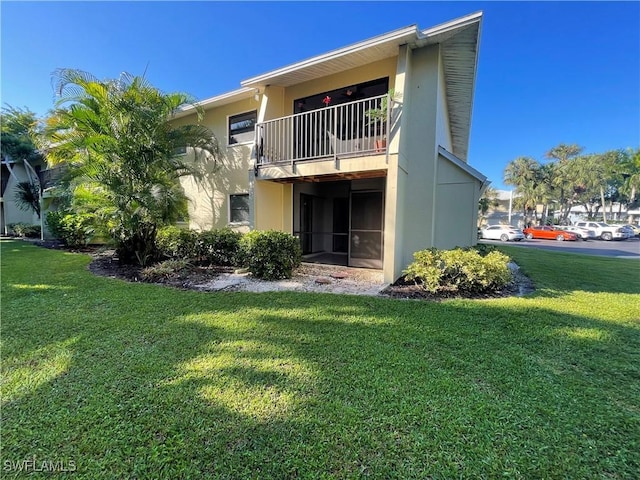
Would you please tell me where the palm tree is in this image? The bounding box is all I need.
[14,181,41,218]
[503,156,542,226]
[40,69,223,265]
[545,144,584,222]
[617,148,640,222]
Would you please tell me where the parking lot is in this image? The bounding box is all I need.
[480,237,640,259]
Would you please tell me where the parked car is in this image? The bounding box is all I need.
[556,225,597,241]
[574,221,630,241]
[480,225,525,242]
[523,226,577,241]
[621,224,640,237]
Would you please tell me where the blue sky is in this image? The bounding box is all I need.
[2,1,638,190]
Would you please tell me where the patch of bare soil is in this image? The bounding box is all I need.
[28,239,536,300]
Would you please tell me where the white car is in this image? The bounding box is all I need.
[574,221,630,241]
[481,225,525,242]
[556,225,597,241]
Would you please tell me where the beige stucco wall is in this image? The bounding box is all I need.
[171,98,258,231]
[254,180,292,232]
[259,86,286,122]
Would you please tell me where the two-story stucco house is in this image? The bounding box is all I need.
[172,11,488,283]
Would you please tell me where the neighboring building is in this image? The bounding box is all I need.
[481,190,524,228]
[172,12,488,283]
[1,157,43,234]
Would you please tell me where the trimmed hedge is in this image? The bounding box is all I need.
[156,227,301,279]
[404,247,512,294]
[156,226,198,260]
[196,228,242,266]
[239,230,301,280]
[156,227,242,266]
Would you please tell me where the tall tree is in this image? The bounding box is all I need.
[0,105,42,163]
[40,69,223,265]
[545,143,584,222]
[1,105,44,219]
[504,156,542,226]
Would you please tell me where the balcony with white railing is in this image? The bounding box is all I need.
[255,94,390,178]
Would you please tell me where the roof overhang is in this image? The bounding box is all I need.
[173,87,256,120]
[438,146,487,185]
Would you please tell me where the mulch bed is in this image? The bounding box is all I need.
[380,271,535,301]
[26,238,535,300]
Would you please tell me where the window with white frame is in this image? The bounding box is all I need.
[229,194,250,223]
[228,111,257,145]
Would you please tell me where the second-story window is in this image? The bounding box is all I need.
[228,111,257,145]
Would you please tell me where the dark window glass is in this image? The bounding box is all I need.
[229,111,257,145]
[293,77,389,114]
[230,194,250,223]
[173,146,187,156]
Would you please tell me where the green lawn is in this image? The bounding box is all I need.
[1,240,639,479]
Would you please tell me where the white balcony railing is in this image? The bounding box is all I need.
[255,94,389,166]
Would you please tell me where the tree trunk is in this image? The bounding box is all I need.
[600,187,607,223]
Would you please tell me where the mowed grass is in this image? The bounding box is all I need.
[1,240,639,479]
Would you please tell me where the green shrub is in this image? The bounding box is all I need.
[22,225,42,238]
[7,223,41,238]
[7,223,28,236]
[404,247,512,294]
[196,228,242,266]
[239,230,301,280]
[141,259,193,282]
[46,211,95,247]
[156,226,198,260]
[403,248,443,293]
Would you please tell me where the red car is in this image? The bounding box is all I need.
[523,226,577,241]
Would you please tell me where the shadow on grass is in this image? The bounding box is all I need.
[2,240,639,478]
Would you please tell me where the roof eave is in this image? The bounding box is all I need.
[438,146,487,184]
[172,87,256,119]
[240,25,418,88]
